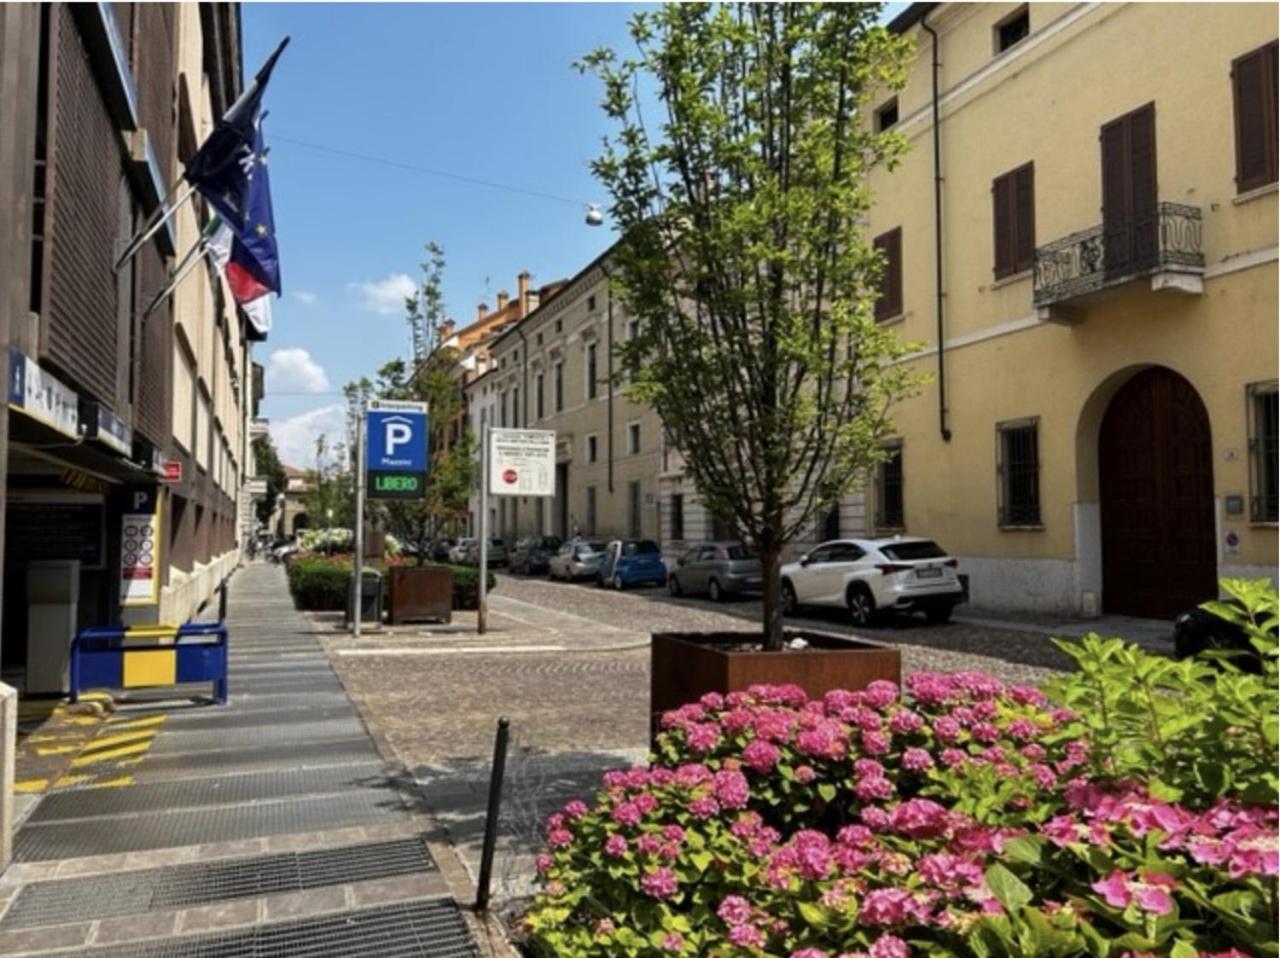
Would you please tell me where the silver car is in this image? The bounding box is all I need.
[668,542,762,601]
[548,540,608,581]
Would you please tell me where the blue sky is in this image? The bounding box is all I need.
[245,2,905,467]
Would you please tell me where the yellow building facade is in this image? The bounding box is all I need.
[869,3,1277,617]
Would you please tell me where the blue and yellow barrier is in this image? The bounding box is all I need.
[70,622,228,705]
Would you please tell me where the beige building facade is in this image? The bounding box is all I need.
[865,2,1277,616]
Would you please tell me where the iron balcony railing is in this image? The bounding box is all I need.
[1033,202,1204,308]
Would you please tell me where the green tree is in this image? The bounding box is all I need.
[302,434,354,539]
[251,434,288,526]
[580,3,918,647]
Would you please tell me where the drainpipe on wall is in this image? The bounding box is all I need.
[605,268,615,494]
[922,13,952,442]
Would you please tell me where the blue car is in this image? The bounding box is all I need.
[597,539,668,590]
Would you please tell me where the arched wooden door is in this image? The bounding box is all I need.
[1099,368,1216,618]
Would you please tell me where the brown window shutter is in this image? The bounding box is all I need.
[1233,41,1279,193]
[992,172,1014,279]
[1015,163,1035,272]
[874,228,902,321]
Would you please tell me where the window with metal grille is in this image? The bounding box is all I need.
[1232,41,1278,193]
[586,485,597,534]
[586,342,598,399]
[670,493,684,541]
[628,481,642,538]
[873,228,902,321]
[877,443,904,529]
[995,6,1029,53]
[997,419,1041,526]
[1249,381,1278,522]
[992,163,1035,279]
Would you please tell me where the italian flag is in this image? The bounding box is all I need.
[207,216,273,335]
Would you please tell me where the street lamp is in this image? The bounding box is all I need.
[585,204,604,227]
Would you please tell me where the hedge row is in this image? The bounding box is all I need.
[286,554,495,611]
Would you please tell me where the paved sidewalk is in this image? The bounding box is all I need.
[0,563,489,957]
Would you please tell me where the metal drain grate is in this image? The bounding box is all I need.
[130,739,380,783]
[149,718,367,755]
[29,763,387,823]
[2,838,435,929]
[13,790,408,861]
[68,899,477,957]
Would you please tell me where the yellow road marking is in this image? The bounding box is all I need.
[107,714,167,730]
[55,773,135,789]
[14,779,49,793]
[81,729,157,752]
[71,740,154,766]
[33,744,80,756]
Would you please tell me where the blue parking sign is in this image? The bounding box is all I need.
[365,400,428,499]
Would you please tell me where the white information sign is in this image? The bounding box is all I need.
[488,428,556,497]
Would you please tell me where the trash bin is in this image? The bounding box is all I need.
[345,569,383,625]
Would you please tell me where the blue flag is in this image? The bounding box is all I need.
[184,37,289,236]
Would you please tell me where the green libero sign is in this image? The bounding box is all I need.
[367,470,426,500]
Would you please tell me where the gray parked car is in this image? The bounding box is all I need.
[457,537,508,567]
[548,540,608,581]
[668,542,762,601]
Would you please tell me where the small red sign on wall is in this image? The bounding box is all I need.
[161,460,182,483]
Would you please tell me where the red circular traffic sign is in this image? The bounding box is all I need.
[502,469,518,484]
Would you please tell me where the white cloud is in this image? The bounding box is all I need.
[266,347,330,394]
[269,403,349,471]
[347,273,416,315]
[292,290,317,305]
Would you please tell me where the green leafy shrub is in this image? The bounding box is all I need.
[1045,578,1278,807]
[286,554,494,611]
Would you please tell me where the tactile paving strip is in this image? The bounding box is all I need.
[59,899,477,957]
[148,718,367,755]
[2,838,435,929]
[128,739,380,783]
[13,790,408,861]
[29,763,388,823]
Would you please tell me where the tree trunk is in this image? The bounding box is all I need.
[760,538,785,651]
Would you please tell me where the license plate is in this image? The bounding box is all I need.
[916,567,942,579]
[744,579,761,588]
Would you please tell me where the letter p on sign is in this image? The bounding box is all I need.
[386,420,412,456]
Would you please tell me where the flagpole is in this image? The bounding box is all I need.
[114,181,197,272]
[142,242,211,319]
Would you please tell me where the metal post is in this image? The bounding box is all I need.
[474,715,510,913]
[114,181,196,272]
[478,424,489,635]
[352,411,366,637]
[218,579,228,623]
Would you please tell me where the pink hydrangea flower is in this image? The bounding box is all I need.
[714,769,751,809]
[717,894,753,925]
[563,799,588,820]
[795,765,817,784]
[869,933,911,958]
[902,748,934,772]
[640,866,679,899]
[611,801,642,827]
[689,796,720,819]
[547,828,573,848]
[1091,869,1178,915]
[687,722,721,752]
[742,739,781,773]
[603,834,628,858]
[661,932,685,952]
[728,923,765,948]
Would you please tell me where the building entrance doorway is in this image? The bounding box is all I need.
[554,463,569,539]
[1098,367,1215,618]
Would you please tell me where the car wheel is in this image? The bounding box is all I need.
[612,574,625,591]
[925,601,954,625]
[708,578,723,603]
[668,575,683,596]
[847,585,877,628]
[781,580,798,617]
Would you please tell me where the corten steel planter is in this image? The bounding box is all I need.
[650,630,901,735]
[386,566,453,624]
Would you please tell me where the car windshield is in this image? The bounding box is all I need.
[880,540,947,561]
[623,540,660,556]
[724,545,757,560]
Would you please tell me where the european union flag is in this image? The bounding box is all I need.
[184,37,288,237]
[223,122,281,302]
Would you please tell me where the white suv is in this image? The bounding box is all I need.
[780,537,964,626]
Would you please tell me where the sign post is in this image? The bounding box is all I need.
[357,399,429,636]
[478,428,556,635]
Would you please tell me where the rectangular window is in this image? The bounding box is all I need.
[554,361,564,412]
[997,418,1041,527]
[1249,381,1278,522]
[992,163,1035,279]
[627,318,640,340]
[586,342,598,399]
[1232,40,1279,193]
[876,443,904,529]
[995,6,1029,53]
[512,386,520,427]
[873,228,902,321]
[587,294,597,312]
[586,486,598,534]
[670,493,684,541]
[499,391,507,427]
[818,503,841,542]
[628,481,642,538]
[586,433,598,463]
[555,319,563,334]
[535,372,544,419]
[628,422,641,455]
[875,98,898,132]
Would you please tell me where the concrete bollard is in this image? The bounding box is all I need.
[0,682,14,873]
